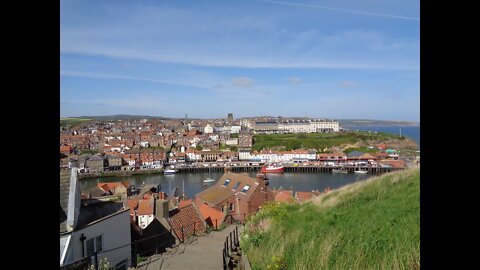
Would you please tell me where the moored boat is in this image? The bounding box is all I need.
[164,169,177,175]
[332,169,348,174]
[354,168,368,174]
[261,163,284,173]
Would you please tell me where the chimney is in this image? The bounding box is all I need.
[256,173,268,190]
[155,199,170,219]
[224,166,232,174]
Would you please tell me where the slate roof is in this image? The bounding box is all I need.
[168,203,205,241]
[60,169,71,234]
[347,151,365,158]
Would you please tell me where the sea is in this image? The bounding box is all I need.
[343,125,420,147]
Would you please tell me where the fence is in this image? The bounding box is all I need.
[223,226,240,270]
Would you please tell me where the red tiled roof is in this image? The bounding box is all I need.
[137,199,153,215]
[295,191,315,202]
[379,160,406,168]
[198,203,224,226]
[275,191,294,203]
[127,198,139,216]
[96,181,129,192]
[360,153,377,160]
[178,199,193,208]
[168,204,205,241]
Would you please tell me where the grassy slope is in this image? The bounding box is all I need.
[241,168,420,270]
[252,131,398,151]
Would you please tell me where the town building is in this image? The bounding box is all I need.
[60,169,131,269]
[194,169,274,221]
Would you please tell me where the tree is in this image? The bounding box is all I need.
[196,145,203,150]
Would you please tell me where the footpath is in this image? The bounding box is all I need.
[136,225,243,270]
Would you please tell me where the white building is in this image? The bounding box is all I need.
[225,139,238,146]
[238,150,251,161]
[60,169,131,269]
[137,199,155,229]
[204,124,214,134]
[230,125,242,134]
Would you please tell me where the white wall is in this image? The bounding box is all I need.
[65,210,131,268]
[138,214,154,229]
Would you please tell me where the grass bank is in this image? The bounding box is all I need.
[252,131,398,151]
[241,168,420,269]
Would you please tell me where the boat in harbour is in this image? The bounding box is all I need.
[332,168,348,174]
[354,168,368,174]
[203,167,215,183]
[261,163,284,173]
[164,169,177,175]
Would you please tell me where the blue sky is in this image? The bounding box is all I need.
[60,0,419,122]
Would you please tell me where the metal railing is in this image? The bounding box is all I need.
[223,226,240,270]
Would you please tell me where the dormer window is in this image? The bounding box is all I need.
[241,185,250,193]
[232,182,240,190]
[223,179,231,187]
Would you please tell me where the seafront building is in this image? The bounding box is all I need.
[253,119,340,134]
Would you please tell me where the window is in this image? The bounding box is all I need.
[241,185,250,193]
[85,235,103,257]
[223,179,231,187]
[232,182,240,190]
[229,203,234,212]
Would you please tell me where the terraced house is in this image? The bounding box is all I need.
[195,169,274,222]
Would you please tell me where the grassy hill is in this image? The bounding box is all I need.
[241,168,420,269]
[252,131,400,151]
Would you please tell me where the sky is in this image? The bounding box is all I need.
[60,0,419,122]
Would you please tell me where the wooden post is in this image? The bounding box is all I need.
[215,218,218,230]
[193,221,196,236]
[182,227,185,243]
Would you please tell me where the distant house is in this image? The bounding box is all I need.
[85,155,106,173]
[105,155,122,171]
[137,198,154,229]
[60,145,73,156]
[194,170,274,221]
[60,168,131,269]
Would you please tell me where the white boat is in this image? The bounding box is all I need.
[332,169,348,174]
[164,169,177,175]
[203,167,215,183]
[354,168,368,174]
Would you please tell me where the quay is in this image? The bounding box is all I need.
[77,164,403,179]
[176,165,402,174]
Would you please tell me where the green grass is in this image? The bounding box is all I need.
[343,147,380,154]
[241,168,420,270]
[60,118,92,127]
[252,131,398,151]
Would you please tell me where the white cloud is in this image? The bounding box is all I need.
[339,80,359,88]
[257,0,420,21]
[232,77,254,87]
[288,77,302,85]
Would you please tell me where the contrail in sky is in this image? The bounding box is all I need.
[257,0,420,21]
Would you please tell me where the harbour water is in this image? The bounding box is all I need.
[80,171,372,198]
